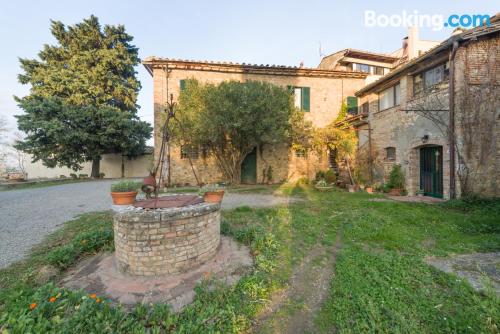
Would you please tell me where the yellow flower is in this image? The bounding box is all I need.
[29,303,37,310]
[81,240,88,244]
[89,293,97,299]
[49,297,56,303]
[96,298,101,303]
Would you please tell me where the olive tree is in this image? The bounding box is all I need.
[176,80,300,184]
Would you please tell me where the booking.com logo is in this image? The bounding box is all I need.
[365,10,491,31]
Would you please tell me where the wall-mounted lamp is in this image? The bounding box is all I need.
[421,135,429,143]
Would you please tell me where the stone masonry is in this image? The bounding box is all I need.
[143,59,367,185]
[113,202,220,276]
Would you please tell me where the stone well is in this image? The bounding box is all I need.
[113,196,220,276]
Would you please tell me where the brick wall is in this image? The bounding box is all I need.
[114,203,220,276]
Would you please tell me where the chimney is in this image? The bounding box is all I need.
[407,26,420,60]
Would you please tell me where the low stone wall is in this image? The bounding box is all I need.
[113,201,220,276]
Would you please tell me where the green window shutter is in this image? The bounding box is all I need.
[180,79,186,91]
[302,87,310,112]
[346,96,358,114]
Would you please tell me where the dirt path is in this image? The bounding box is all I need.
[253,234,342,334]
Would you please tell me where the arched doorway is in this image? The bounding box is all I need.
[420,146,443,198]
[241,148,257,184]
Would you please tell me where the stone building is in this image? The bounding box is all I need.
[142,59,367,185]
[143,18,498,198]
[353,19,499,198]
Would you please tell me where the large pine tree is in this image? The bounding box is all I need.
[15,15,151,177]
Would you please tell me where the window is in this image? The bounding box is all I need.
[413,63,449,96]
[289,86,310,112]
[374,66,384,75]
[378,83,401,111]
[346,96,358,115]
[385,147,396,161]
[180,145,198,159]
[352,63,389,75]
[361,102,369,114]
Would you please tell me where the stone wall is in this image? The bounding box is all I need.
[355,32,500,198]
[453,36,500,196]
[113,203,220,276]
[357,70,450,197]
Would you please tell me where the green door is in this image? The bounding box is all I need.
[420,146,443,198]
[241,148,257,184]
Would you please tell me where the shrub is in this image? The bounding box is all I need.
[78,174,88,179]
[59,175,66,179]
[110,180,141,192]
[315,170,326,181]
[316,179,328,187]
[69,173,78,179]
[265,166,273,183]
[387,164,405,190]
[46,229,114,270]
[98,172,105,178]
[325,169,336,184]
[296,177,309,185]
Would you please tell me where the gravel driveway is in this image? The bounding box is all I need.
[0,181,297,269]
[0,180,115,269]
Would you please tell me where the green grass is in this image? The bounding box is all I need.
[0,178,92,191]
[0,185,498,333]
[0,212,113,291]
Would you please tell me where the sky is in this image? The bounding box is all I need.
[0,0,497,144]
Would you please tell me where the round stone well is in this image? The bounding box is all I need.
[113,195,221,276]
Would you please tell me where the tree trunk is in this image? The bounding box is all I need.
[91,158,100,178]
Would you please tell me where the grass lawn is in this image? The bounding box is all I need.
[0,185,498,333]
[0,178,93,191]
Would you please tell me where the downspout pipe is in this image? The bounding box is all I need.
[448,40,460,199]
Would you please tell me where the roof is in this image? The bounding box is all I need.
[321,48,399,64]
[356,14,500,96]
[142,57,368,79]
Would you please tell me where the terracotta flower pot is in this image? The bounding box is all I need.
[203,191,225,203]
[388,188,403,196]
[111,191,138,205]
[365,187,373,194]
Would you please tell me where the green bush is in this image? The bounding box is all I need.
[69,173,78,179]
[46,229,114,269]
[78,174,88,179]
[98,172,105,178]
[315,170,326,181]
[110,180,141,192]
[296,177,309,185]
[387,164,405,189]
[325,169,336,184]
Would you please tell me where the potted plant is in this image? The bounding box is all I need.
[315,179,334,192]
[365,185,373,194]
[110,180,141,205]
[199,184,225,203]
[416,189,425,197]
[386,165,405,196]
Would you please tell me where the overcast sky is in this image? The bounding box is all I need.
[0,0,497,143]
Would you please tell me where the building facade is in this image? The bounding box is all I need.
[354,21,499,198]
[144,19,499,198]
[142,59,367,185]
